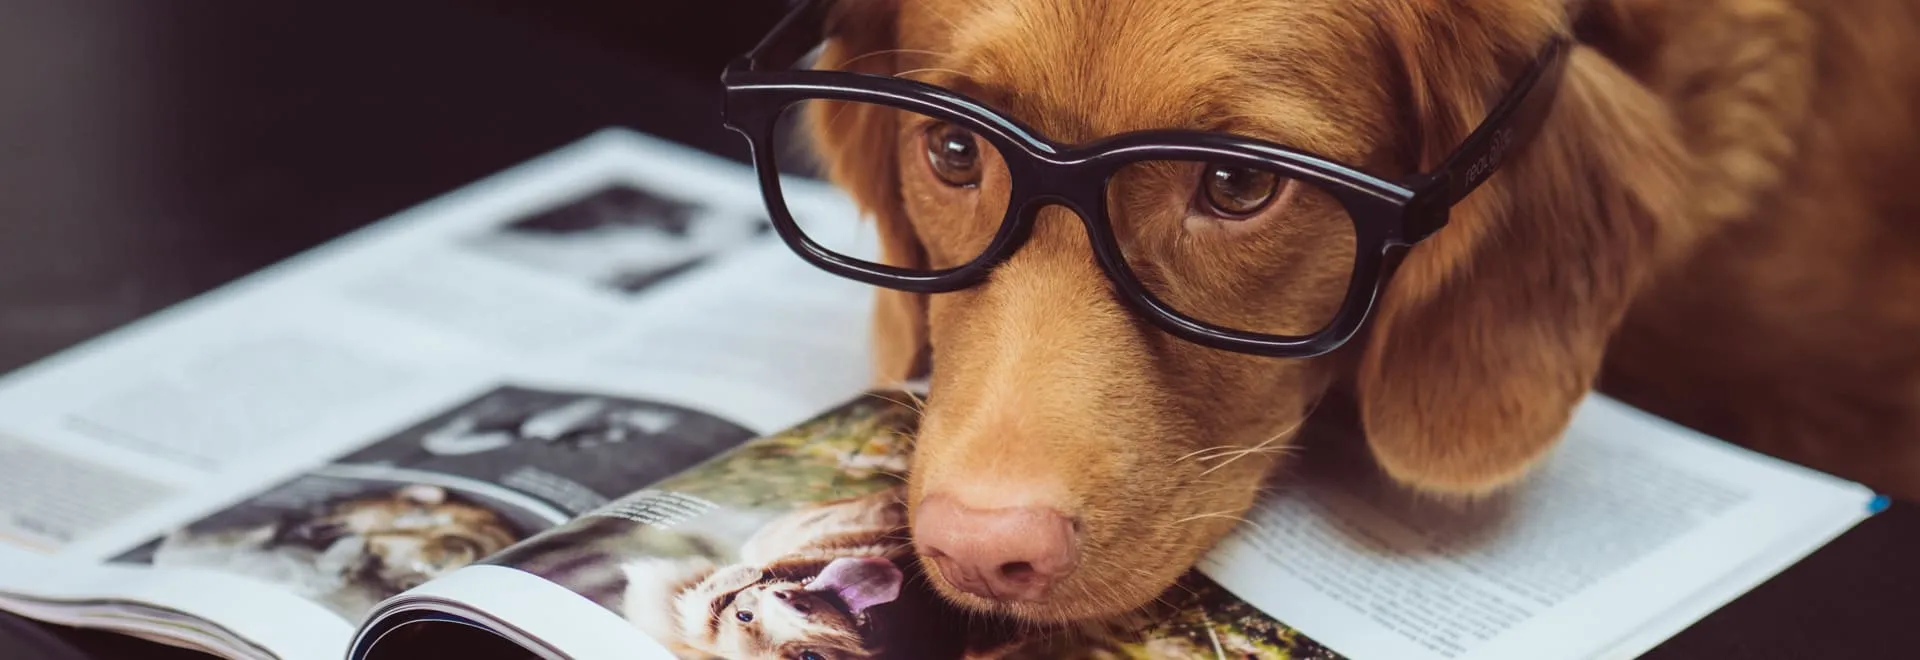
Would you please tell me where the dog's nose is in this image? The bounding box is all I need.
[913,493,1080,603]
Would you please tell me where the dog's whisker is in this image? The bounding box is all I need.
[1175,443,1249,464]
[835,47,957,72]
[867,468,911,485]
[1197,393,1330,476]
[1171,510,1267,534]
[899,388,929,414]
[861,390,919,413]
[1179,397,1324,469]
[1182,443,1300,466]
[1195,443,1300,474]
[895,67,974,82]
[1191,438,1289,475]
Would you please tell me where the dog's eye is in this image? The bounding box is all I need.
[735,610,754,623]
[922,122,983,187]
[799,652,825,660]
[1199,164,1281,218]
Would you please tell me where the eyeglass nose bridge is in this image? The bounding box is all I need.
[984,190,1139,293]
[986,139,1120,247]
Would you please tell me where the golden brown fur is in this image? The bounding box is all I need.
[801,0,1920,625]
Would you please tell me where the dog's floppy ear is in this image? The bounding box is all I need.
[1355,7,1690,495]
[805,0,932,385]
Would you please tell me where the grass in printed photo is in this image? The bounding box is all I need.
[499,391,1345,659]
[641,391,921,511]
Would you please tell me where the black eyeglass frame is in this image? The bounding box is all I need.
[720,0,1572,358]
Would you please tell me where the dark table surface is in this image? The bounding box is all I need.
[0,1,1914,658]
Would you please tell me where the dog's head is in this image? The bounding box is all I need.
[801,0,1690,623]
[671,557,905,659]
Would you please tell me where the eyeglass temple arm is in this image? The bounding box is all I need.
[734,0,832,73]
[1408,35,1573,239]
[738,2,1571,239]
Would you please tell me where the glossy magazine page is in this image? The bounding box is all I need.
[367,387,1878,660]
[0,127,883,660]
[388,392,1342,660]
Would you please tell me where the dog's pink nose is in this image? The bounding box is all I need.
[913,494,1080,603]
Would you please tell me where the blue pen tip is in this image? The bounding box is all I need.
[1869,494,1892,514]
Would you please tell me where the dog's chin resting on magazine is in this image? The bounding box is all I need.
[798,0,1920,628]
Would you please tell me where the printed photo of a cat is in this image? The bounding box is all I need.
[619,485,910,660]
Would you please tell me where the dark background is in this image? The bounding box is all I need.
[0,1,1912,658]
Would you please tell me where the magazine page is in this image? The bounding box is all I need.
[0,128,882,659]
[376,392,1338,660]
[1196,395,1880,660]
[349,564,680,660]
[383,389,1880,660]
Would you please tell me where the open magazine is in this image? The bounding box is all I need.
[0,128,1885,660]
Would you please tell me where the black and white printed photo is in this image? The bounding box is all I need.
[332,385,759,516]
[110,384,758,621]
[461,182,772,296]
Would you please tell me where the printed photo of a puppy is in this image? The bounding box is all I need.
[114,467,546,620]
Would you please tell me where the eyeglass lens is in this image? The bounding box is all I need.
[774,97,1359,339]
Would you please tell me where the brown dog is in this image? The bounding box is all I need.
[795,0,1920,627]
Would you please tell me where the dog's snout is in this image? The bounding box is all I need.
[914,493,1080,603]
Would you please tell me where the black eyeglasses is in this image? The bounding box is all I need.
[721,0,1571,358]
